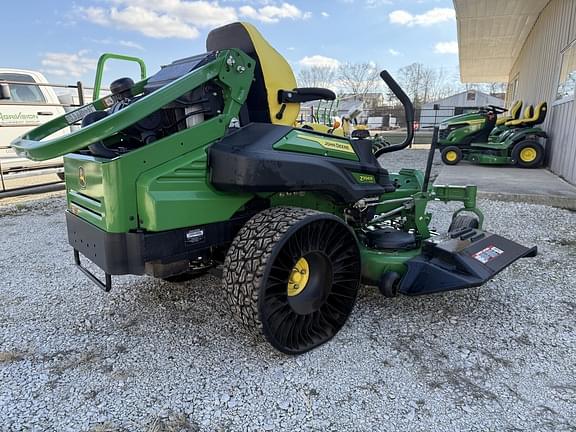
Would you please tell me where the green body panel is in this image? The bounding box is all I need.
[65,154,137,231]
[274,130,359,161]
[439,123,482,145]
[376,169,424,209]
[502,127,546,147]
[135,139,254,231]
[490,124,506,135]
[270,192,345,216]
[466,152,511,165]
[438,112,485,146]
[471,140,509,150]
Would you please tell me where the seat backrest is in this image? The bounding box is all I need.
[206,22,298,126]
[496,100,522,126]
[522,105,534,120]
[528,101,547,125]
[509,100,523,120]
[506,105,534,126]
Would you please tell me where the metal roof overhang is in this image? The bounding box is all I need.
[454,0,550,83]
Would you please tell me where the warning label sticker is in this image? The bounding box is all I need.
[64,104,96,125]
[472,245,504,264]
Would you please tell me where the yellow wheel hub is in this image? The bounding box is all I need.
[287,257,309,297]
[520,147,537,162]
[445,151,458,162]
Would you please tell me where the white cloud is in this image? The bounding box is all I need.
[91,38,145,51]
[389,7,455,26]
[239,3,310,23]
[80,1,309,38]
[81,5,200,39]
[110,0,237,27]
[119,40,145,50]
[434,41,458,54]
[388,48,401,56]
[365,0,393,7]
[321,11,330,17]
[299,55,341,69]
[40,50,98,79]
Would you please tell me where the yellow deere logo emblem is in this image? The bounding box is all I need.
[78,167,86,189]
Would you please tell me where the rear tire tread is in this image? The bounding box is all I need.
[223,207,321,333]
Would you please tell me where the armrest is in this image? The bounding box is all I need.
[278,87,336,103]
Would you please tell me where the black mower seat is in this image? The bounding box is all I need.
[496,100,522,126]
[506,102,547,127]
[206,22,334,127]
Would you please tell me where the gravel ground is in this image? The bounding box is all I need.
[1,149,575,431]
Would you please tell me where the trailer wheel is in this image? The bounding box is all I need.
[512,140,544,168]
[449,215,479,233]
[223,207,361,355]
[441,146,462,165]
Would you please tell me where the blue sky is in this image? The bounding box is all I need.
[1,0,459,87]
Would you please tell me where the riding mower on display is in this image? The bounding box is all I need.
[438,101,548,168]
[297,99,371,139]
[12,23,537,355]
[297,98,343,135]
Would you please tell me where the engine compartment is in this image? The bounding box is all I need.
[80,52,225,158]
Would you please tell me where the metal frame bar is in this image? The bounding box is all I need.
[92,53,147,100]
[74,249,112,292]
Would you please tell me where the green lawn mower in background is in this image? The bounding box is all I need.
[11,22,536,354]
[438,100,548,168]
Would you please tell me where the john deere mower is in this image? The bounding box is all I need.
[438,101,548,168]
[12,23,536,354]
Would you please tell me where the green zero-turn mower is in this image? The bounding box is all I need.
[11,22,537,354]
[438,100,548,168]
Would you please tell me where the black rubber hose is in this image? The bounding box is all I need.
[374,70,414,157]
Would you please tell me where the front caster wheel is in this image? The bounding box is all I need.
[223,207,361,355]
[378,271,401,298]
[448,215,479,233]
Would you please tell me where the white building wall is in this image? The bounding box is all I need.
[508,0,576,184]
[419,91,504,127]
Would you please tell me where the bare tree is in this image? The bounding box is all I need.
[486,82,507,96]
[297,66,337,89]
[337,62,381,95]
[394,63,458,107]
[395,63,427,107]
[461,81,507,97]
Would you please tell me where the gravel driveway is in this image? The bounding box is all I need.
[1,150,575,431]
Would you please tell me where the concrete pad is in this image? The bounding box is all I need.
[434,162,576,210]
